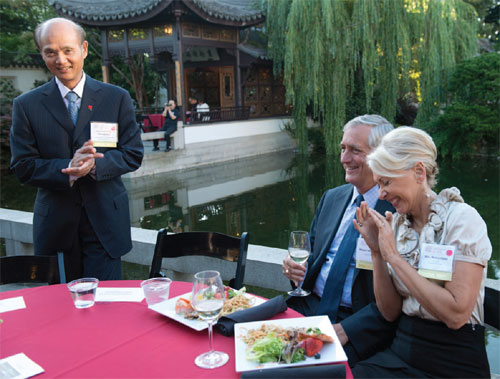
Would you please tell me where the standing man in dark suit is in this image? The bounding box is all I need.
[10,18,144,281]
[283,115,396,366]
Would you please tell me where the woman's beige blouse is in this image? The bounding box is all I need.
[389,187,492,325]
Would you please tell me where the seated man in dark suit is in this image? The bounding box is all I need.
[283,115,397,366]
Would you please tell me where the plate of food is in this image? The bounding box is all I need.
[149,287,265,331]
[234,316,347,372]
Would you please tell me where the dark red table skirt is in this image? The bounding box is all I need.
[0,281,351,378]
[144,114,165,132]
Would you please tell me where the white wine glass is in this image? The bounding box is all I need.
[288,231,311,297]
[191,270,229,369]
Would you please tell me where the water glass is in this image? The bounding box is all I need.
[67,278,99,308]
[141,277,172,306]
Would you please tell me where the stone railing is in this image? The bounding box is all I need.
[1,207,498,297]
[0,208,290,291]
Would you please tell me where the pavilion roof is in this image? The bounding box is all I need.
[48,0,264,26]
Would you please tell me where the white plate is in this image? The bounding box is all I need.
[149,292,265,331]
[234,315,348,372]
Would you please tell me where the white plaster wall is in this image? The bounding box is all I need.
[184,117,291,145]
[0,67,51,94]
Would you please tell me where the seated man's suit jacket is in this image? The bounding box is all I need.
[10,76,144,259]
[303,183,396,360]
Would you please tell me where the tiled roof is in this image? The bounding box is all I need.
[0,52,45,68]
[189,0,263,23]
[237,43,268,60]
[49,0,264,25]
[48,0,166,23]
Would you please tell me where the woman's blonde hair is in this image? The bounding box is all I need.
[367,126,439,188]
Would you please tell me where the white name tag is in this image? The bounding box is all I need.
[91,122,118,147]
[355,237,373,270]
[418,243,456,281]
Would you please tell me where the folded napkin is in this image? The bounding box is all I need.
[241,364,346,378]
[215,295,287,337]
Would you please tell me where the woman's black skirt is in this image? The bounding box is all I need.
[352,314,490,378]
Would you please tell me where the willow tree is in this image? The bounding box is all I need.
[266,0,478,155]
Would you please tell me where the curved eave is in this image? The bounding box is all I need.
[50,0,173,27]
[183,0,265,28]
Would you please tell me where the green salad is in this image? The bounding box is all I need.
[242,324,333,365]
[246,332,304,364]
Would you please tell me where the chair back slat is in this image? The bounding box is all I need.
[149,231,249,289]
[484,286,499,330]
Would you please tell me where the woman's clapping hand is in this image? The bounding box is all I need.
[353,201,380,256]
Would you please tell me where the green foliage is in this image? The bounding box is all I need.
[0,78,21,171]
[427,53,500,158]
[0,0,57,64]
[266,0,479,154]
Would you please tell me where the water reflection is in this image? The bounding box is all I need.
[123,151,499,280]
[1,150,497,279]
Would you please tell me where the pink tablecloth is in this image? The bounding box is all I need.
[0,281,351,378]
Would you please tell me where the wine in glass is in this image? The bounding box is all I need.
[288,231,311,297]
[191,270,229,369]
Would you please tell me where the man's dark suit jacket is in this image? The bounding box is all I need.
[10,76,144,264]
[303,183,396,361]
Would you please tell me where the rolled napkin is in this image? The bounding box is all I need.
[241,363,346,378]
[215,295,287,337]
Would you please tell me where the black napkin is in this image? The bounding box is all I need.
[215,295,287,336]
[240,364,346,378]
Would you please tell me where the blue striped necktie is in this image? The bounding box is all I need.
[316,193,364,322]
[66,91,79,126]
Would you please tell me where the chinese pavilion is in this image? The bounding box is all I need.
[49,0,289,119]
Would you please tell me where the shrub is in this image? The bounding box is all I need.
[427,53,500,159]
[0,78,21,171]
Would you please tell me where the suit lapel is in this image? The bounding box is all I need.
[41,79,74,138]
[309,186,353,279]
[74,77,102,143]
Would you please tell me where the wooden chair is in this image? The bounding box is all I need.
[149,230,249,289]
[0,252,66,285]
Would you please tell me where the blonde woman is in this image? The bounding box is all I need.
[351,127,491,378]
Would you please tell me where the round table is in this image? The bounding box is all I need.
[0,280,349,378]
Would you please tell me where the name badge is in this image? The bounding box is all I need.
[355,237,373,270]
[91,122,118,147]
[418,243,456,281]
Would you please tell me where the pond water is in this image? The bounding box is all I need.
[1,150,498,372]
[1,151,498,277]
[126,151,499,280]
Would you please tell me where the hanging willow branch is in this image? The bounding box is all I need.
[266,0,478,155]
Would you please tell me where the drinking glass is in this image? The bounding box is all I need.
[287,231,311,297]
[191,270,229,369]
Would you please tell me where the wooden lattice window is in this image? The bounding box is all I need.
[183,23,201,38]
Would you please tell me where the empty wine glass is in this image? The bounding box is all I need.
[191,270,229,369]
[288,231,311,297]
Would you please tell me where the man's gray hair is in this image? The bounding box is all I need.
[343,114,394,150]
[34,17,86,51]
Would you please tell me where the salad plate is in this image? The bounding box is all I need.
[234,316,348,372]
[149,292,265,331]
